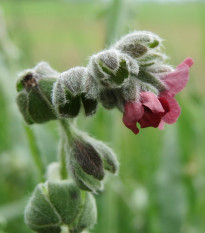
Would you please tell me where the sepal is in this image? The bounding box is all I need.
[24,180,96,233]
[114,31,162,58]
[16,62,58,124]
[88,49,139,88]
[65,128,119,192]
[52,67,98,118]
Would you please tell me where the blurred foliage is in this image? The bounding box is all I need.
[0,0,205,233]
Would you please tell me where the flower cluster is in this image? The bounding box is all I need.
[123,58,193,134]
[16,30,193,233]
[17,31,193,135]
[51,31,193,134]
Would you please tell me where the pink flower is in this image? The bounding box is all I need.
[123,58,194,134]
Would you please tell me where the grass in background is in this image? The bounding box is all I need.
[0,1,205,233]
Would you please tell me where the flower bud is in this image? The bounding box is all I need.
[121,77,140,103]
[146,64,174,78]
[25,180,97,233]
[138,51,167,67]
[114,31,162,58]
[66,129,119,192]
[67,138,104,192]
[88,49,139,88]
[16,62,58,124]
[88,136,119,174]
[136,69,166,92]
[99,88,119,109]
[81,72,98,116]
[52,67,98,118]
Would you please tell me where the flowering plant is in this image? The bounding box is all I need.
[16,31,193,233]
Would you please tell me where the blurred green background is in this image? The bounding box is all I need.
[0,0,205,232]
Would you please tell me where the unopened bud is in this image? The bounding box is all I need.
[136,69,166,92]
[72,139,105,180]
[16,62,58,124]
[99,88,118,109]
[146,64,174,78]
[114,31,162,58]
[67,139,104,192]
[66,129,119,192]
[52,67,98,118]
[68,158,103,192]
[99,87,128,112]
[138,51,167,67]
[48,181,81,225]
[88,49,139,88]
[139,82,159,95]
[121,77,140,104]
[81,74,98,116]
[25,182,61,233]
[88,136,119,174]
[25,180,96,233]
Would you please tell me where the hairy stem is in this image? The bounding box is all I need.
[58,119,74,180]
[59,131,68,180]
[59,119,73,139]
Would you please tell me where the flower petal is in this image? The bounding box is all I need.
[139,107,163,128]
[158,120,165,130]
[162,57,193,95]
[158,96,170,113]
[123,102,144,134]
[157,97,170,130]
[140,91,165,113]
[160,91,181,124]
[177,57,194,68]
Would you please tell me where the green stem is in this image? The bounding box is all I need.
[58,119,74,180]
[59,132,68,180]
[59,119,73,139]
[24,125,44,181]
